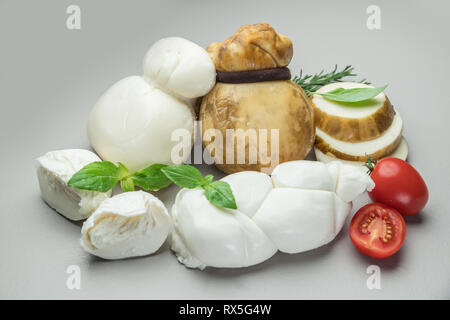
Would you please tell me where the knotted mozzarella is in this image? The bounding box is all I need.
[88,37,216,172]
[171,160,374,269]
[172,187,277,270]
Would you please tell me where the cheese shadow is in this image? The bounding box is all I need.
[197,227,347,278]
[84,240,171,266]
[403,211,426,224]
[349,245,404,271]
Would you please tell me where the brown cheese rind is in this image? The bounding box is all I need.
[314,133,402,162]
[312,96,395,143]
[200,81,315,174]
[207,23,293,72]
[216,67,291,83]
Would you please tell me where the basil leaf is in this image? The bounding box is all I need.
[120,177,135,192]
[117,162,130,179]
[204,181,237,209]
[131,164,172,191]
[315,85,388,102]
[161,165,204,189]
[68,161,120,192]
[201,174,214,187]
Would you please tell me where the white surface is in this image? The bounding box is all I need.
[1,0,449,299]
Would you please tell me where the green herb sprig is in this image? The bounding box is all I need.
[292,65,370,96]
[68,162,237,210]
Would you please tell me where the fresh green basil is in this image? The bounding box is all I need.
[131,164,172,191]
[160,165,204,189]
[204,181,237,209]
[68,161,237,210]
[314,85,388,102]
[201,174,214,187]
[68,161,121,192]
[120,177,135,192]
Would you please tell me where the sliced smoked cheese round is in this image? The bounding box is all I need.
[314,112,403,162]
[312,82,395,142]
[314,137,409,165]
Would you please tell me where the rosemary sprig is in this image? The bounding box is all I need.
[364,155,378,174]
[292,65,370,96]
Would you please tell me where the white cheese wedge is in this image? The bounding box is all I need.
[36,149,112,221]
[171,160,374,269]
[80,191,171,260]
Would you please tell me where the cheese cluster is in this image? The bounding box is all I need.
[87,37,216,172]
[171,160,375,269]
[312,82,409,165]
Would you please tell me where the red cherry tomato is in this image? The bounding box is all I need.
[349,203,406,259]
[369,157,428,216]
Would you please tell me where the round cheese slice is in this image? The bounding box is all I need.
[314,136,409,165]
[312,82,395,142]
[315,111,403,162]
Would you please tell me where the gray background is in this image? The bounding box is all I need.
[1,0,449,299]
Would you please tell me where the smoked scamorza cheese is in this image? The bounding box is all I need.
[171,160,374,270]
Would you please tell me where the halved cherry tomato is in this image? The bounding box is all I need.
[349,203,406,259]
[369,157,428,216]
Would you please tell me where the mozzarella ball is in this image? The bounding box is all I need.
[80,191,171,260]
[143,37,216,99]
[36,149,112,221]
[87,76,195,172]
